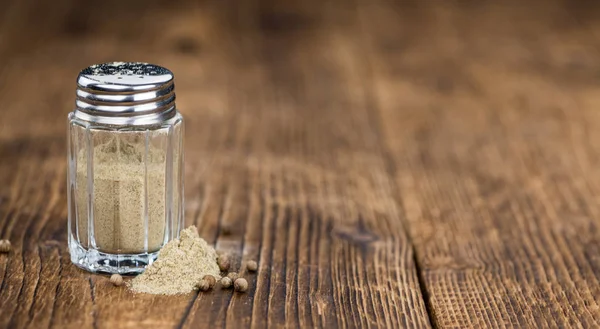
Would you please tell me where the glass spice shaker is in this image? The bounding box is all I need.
[67,62,184,274]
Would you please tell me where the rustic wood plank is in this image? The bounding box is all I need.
[0,0,430,328]
[176,0,431,327]
[360,0,600,327]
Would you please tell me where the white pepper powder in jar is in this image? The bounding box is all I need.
[67,62,184,274]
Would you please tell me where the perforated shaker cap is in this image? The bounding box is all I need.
[75,62,176,125]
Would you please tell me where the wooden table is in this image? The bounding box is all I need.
[2,0,600,328]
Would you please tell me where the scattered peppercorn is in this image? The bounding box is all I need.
[203,275,216,289]
[217,254,230,272]
[196,279,211,291]
[246,260,258,272]
[234,278,248,292]
[110,274,124,286]
[0,240,11,253]
[227,272,239,281]
[220,277,233,288]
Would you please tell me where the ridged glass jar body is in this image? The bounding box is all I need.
[67,113,184,274]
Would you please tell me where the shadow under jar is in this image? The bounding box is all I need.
[67,62,184,274]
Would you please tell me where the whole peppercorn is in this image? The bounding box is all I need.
[246,260,258,272]
[217,254,230,272]
[227,272,239,281]
[0,240,11,253]
[234,278,248,293]
[220,277,233,288]
[203,275,216,289]
[110,274,124,286]
[196,279,211,291]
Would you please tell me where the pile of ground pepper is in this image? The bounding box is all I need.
[129,226,220,295]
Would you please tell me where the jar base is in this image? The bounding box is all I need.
[69,239,158,275]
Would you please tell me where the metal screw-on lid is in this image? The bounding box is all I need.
[75,62,177,125]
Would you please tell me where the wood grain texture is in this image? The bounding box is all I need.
[0,0,429,328]
[4,0,600,328]
[360,0,600,327]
